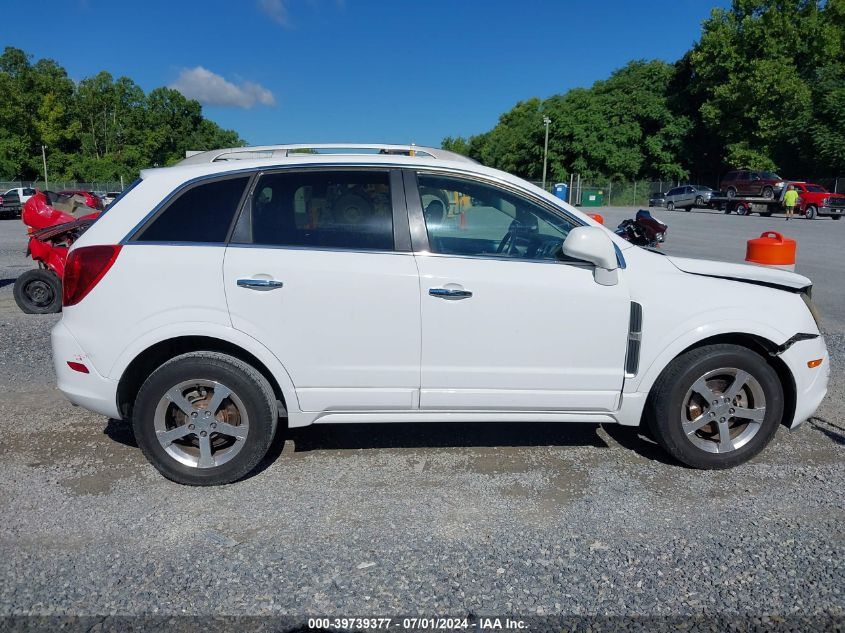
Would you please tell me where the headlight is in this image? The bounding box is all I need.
[656,232,665,242]
[800,288,821,327]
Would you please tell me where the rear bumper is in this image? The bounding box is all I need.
[779,335,829,428]
[52,321,121,419]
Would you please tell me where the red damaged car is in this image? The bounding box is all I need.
[56,190,104,211]
[13,191,101,313]
[789,182,845,220]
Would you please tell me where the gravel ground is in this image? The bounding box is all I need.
[0,212,842,631]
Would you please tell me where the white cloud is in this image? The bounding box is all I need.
[257,0,290,27]
[170,67,276,109]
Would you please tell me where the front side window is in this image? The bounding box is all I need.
[135,176,249,243]
[417,173,576,261]
[232,170,394,251]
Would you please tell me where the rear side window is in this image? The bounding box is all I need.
[136,177,249,243]
[231,170,394,251]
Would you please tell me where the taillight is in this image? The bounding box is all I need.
[62,245,122,306]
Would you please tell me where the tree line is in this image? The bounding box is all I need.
[442,0,845,186]
[0,47,242,183]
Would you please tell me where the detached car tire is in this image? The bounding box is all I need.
[13,269,62,314]
[647,344,784,469]
[132,351,279,486]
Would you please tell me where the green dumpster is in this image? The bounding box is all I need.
[581,190,604,207]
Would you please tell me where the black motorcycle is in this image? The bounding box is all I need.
[614,209,668,248]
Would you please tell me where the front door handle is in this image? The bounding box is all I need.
[429,287,472,299]
[237,278,284,291]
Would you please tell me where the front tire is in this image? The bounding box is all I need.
[805,205,817,220]
[13,269,62,314]
[694,195,703,207]
[762,186,774,199]
[132,352,278,485]
[667,201,675,211]
[646,344,784,469]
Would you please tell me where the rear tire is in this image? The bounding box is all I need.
[646,344,783,469]
[13,269,62,314]
[726,187,737,198]
[132,352,279,486]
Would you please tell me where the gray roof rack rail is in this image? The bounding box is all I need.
[178,143,476,165]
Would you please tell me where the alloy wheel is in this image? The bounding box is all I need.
[153,379,250,468]
[680,367,766,454]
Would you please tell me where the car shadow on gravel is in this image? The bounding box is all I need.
[808,416,845,445]
[104,418,137,448]
[0,278,14,289]
[601,424,682,466]
[101,417,682,480]
[285,421,609,453]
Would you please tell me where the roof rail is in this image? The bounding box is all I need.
[178,143,477,165]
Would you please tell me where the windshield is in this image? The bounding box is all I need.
[761,172,781,180]
[806,185,827,193]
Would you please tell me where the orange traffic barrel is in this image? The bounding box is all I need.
[587,213,604,225]
[746,231,796,271]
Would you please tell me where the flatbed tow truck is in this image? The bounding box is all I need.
[707,190,785,216]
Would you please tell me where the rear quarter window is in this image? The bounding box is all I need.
[134,176,249,243]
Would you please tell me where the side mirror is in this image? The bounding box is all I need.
[562,226,619,286]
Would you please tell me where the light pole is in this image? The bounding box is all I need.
[542,116,551,190]
[41,145,49,191]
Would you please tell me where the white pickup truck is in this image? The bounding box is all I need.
[0,187,36,217]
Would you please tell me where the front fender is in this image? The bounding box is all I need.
[628,317,789,396]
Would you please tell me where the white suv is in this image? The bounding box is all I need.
[51,144,829,485]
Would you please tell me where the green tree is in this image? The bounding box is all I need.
[0,47,243,183]
[687,0,840,177]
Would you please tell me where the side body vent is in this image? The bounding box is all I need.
[625,302,643,377]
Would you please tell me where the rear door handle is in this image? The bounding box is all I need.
[429,287,472,299]
[237,278,284,291]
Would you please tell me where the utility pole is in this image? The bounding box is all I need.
[41,145,49,191]
[542,116,551,190]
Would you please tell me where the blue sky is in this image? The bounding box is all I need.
[8,0,728,147]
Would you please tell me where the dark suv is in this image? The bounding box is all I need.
[719,170,785,199]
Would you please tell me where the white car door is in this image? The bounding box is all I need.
[409,171,630,411]
[223,168,421,412]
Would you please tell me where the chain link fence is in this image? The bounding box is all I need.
[0,181,125,193]
[534,176,845,207]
